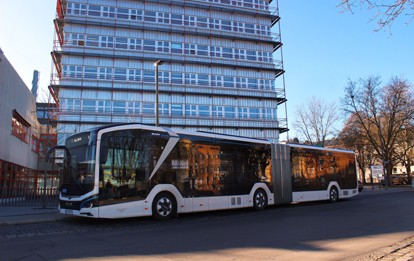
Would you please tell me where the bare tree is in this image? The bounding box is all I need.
[393,125,414,183]
[338,114,376,184]
[293,97,339,146]
[342,76,414,185]
[338,0,414,30]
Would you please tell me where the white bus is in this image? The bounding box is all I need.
[55,124,358,220]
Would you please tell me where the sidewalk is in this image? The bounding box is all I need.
[0,206,66,225]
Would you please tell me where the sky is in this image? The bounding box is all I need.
[0,0,413,141]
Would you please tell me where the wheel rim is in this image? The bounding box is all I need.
[255,191,266,208]
[330,189,338,201]
[156,197,172,217]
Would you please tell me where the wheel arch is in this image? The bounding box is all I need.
[249,183,274,207]
[147,184,183,215]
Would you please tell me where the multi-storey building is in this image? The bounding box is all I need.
[50,0,287,144]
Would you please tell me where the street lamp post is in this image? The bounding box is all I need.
[154,60,164,127]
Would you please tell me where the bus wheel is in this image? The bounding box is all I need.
[253,189,267,210]
[329,187,339,203]
[152,192,177,221]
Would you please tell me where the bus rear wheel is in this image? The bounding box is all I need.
[329,187,339,203]
[152,192,177,221]
[253,189,267,210]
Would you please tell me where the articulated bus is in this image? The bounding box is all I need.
[55,124,358,220]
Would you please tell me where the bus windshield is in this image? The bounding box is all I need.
[61,132,96,196]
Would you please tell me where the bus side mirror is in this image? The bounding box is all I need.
[100,147,108,164]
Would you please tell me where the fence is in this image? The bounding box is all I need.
[0,159,60,207]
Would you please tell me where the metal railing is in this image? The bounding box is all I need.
[0,160,60,207]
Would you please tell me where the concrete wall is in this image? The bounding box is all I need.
[0,49,39,169]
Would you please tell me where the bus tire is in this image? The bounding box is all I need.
[152,192,177,221]
[329,187,339,203]
[253,189,267,210]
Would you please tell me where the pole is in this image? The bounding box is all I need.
[153,60,164,127]
[155,64,159,127]
[42,170,47,208]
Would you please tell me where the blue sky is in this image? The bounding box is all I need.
[0,1,412,140]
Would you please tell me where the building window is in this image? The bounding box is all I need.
[171,43,183,54]
[171,73,183,84]
[238,107,249,119]
[236,49,246,60]
[158,71,170,83]
[99,67,112,80]
[102,6,115,18]
[11,110,30,143]
[32,135,40,154]
[68,3,87,15]
[223,76,234,88]
[171,104,183,116]
[184,15,196,26]
[143,70,155,83]
[224,107,236,118]
[100,36,114,48]
[248,78,258,89]
[245,23,255,34]
[115,37,128,49]
[213,106,224,117]
[185,73,197,85]
[185,105,197,116]
[97,101,111,113]
[197,45,209,56]
[246,50,256,61]
[199,105,210,117]
[159,104,169,115]
[222,20,232,31]
[128,69,142,81]
[210,19,221,29]
[198,74,209,86]
[113,101,126,114]
[86,35,99,47]
[67,99,81,112]
[114,68,127,80]
[156,41,170,52]
[236,77,248,88]
[157,12,170,24]
[197,17,208,28]
[222,48,233,59]
[171,14,183,25]
[117,8,129,19]
[250,108,260,119]
[210,46,221,57]
[144,11,156,22]
[185,44,196,55]
[129,9,143,21]
[142,103,154,114]
[143,40,156,51]
[84,67,97,79]
[127,101,140,114]
[128,38,142,50]
[88,5,101,17]
[211,75,223,87]
[82,100,96,112]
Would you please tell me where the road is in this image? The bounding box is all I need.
[1,188,413,260]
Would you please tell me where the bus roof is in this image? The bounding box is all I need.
[287,143,355,154]
[71,123,354,153]
[83,123,271,145]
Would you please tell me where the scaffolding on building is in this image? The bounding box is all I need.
[49,0,289,141]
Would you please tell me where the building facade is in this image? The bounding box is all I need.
[0,49,58,204]
[51,0,287,144]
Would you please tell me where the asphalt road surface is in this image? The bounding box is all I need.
[1,188,413,260]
